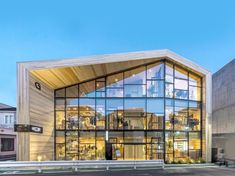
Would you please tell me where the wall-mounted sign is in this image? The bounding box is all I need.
[35,82,41,90]
[14,124,43,134]
[30,125,43,133]
[14,124,30,132]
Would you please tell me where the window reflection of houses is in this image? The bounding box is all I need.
[54,60,203,162]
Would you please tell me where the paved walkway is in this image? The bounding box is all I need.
[1,167,235,176]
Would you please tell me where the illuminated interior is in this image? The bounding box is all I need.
[55,60,202,161]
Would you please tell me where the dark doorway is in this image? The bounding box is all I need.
[212,148,218,163]
[106,143,112,160]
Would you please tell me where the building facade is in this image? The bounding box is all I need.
[0,103,17,160]
[16,50,212,162]
[212,59,235,162]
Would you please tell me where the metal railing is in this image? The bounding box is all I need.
[0,160,164,173]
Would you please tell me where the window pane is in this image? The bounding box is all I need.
[175,89,188,100]
[165,106,173,130]
[79,81,95,97]
[174,132,188,158]
[147,80,164,97]
[165,63,173,83]
[108,110,124,130]
[107,88,123,97]
[174,111,188,130]
[56,111,65,129]
[124,66,146,84]
[66,98,78,111]
[124,98,146,112]
[189,73,201,87]
[124,131,145,143]
[66,111,78,130]
[107,73,123,88]
[79,132,96,160]
[175,79,188,90]
[189,86,201,101]
[66,85,78,97]
[96,81,105,92]
[147,99,164,113]
[56,144,65,160]
[147,113,163,129]
[96,99,105,129]
[175,66,188,79]
[79,98,95,130]
[96,132,105,160]
[189,132,201,160]
[106,99,123,111]
[189,102,201,131]
[165,132,173,161]
[56,89,65,98]
[109,131,123,143]
[66,131,78,160]
[147,62,164,79]
[165,83,173,98]
[125,85,146,97]
[56,99,65,110]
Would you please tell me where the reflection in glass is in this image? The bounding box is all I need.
[79,81,95,97]
[189,86,201,101]
[147,99,164,113]
[147,113,163,129]
[165,63,173,83]
[147,80,164,97]
[66,85,78,97]
[79,132,95,160]
[124,131,145,143]
[189,73,201,87]
[174,132,188,158]
[107,73,123,88]
[55,61,203,161]
[66,131,78,160]
[165,83,173,98]
[189,132,201,159]
[56,111,65,129]
[125,85,146,97]
[107,88,123,97]
[175,66,188,79]
[56,89,65,98]
[147,62,164,79]
[124,66,146,84]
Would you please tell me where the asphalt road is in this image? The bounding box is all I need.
[2,167,235,176]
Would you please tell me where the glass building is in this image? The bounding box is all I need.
[55,60,202,161]
[16,50,212,162]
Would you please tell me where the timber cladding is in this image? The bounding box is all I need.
[29,73,54,161]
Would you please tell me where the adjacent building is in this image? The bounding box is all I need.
[16,49,212,162]
[0,103,17,160]
[212,59,235,162]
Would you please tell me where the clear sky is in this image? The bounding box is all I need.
[1,0,235,106]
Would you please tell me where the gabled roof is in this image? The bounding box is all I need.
[0,103,16,111]
[18,49,211,89]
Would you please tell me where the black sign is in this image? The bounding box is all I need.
[30,125,43,133]
[35,82,41,90]
[14,124,30,132]
[14,124,43,134]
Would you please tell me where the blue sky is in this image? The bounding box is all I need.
[1,0,235,106]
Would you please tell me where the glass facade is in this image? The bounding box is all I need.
[55,60,202,162]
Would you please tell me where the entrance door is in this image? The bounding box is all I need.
[105,143,112,160]
[124,145,145,160]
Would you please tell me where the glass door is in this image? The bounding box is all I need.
[124,145,146,160]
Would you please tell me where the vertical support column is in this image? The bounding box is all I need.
[17,63,30,161]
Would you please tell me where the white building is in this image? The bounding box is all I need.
[0,103,17,160]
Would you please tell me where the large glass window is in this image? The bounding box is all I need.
[55,60,203,162]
